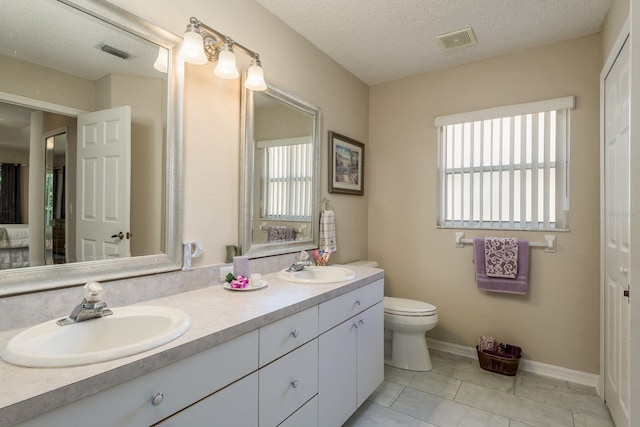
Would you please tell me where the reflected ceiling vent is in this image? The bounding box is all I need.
[436,27,477,50]
[100,44,130,60]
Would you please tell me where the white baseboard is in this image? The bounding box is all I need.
[427,338,599,388]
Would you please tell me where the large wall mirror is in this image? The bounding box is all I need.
[240,82,321,258]
[0,0,183,296]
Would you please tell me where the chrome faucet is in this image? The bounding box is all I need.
[286,251,313,272]
[57,282,113,326]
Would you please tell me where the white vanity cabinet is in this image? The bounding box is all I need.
[318,279,384,427]
[14,277,384,427]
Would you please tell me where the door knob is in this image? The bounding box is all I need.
[111,232,124,240]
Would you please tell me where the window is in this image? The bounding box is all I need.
[259,137,313,221]
[436,96,573,230]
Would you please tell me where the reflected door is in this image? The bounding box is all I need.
[76,106,131,262]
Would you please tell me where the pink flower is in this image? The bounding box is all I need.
[230,275,249,289]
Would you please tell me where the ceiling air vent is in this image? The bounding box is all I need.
[436,27,477,50]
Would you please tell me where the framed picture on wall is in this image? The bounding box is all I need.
[329,131,365,195]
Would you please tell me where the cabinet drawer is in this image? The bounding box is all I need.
[278,395,318,427]
[21,330,259,427]
[259,339,318,427]
[260,305,318,366]
[156,372,258,426]
[319,279,383,332]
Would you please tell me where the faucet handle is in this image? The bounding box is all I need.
[84,281,105,303]
[298,251,309,261]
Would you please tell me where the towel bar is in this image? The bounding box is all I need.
[259,222,307,235]
[454,232,556,253]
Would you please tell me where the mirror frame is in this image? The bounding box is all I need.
[0,0,184,296]
[240,81,321,258]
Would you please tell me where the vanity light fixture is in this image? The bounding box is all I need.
[153,47,169,73]
[179,17,267,91]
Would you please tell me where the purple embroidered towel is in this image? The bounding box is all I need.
[485,237,519,278]
[267,225,294,242]
[473,238,529,294]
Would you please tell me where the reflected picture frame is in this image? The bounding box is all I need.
[328,131,365,195]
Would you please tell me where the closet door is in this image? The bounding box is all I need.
[604,36,630,427]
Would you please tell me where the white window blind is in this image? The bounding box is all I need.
[435,96,573,230]
[258,137,313,221]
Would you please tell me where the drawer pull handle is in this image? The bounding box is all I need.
[358,319,365,326]
[291,329,300,338]
[355,300,361,306]
[151,392,164,406]
[353,322,359,329]
[291,380,299,388]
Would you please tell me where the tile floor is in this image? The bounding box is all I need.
[344,350,614,427]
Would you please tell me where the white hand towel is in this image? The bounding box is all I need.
[319,209,337,252]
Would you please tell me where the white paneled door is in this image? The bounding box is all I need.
[76,106,131,262]
[604,36,630,427]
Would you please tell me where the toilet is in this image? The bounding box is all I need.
[344,260,439,372]
[383,296,438,371]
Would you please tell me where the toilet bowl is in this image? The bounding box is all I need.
[383,296,438,371]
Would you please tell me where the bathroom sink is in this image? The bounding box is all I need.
[0,306,191,368]
[278,266,356,284]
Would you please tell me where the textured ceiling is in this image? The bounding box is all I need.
[257,0,612,86]
[0,0,162,82]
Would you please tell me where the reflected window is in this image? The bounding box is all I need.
[259,137,312,221]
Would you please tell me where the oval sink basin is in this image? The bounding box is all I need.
[278,266,356,284]
[0,306,191,368]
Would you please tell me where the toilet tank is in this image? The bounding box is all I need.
[345,260,378,268]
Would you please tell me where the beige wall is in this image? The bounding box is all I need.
[602,0,629,60]
[369,34,602,373]
[107,0,370,266]
[0,54,95,112]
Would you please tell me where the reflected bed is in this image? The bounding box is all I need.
[0,224,29,269]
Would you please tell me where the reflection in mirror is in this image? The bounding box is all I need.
[240,82,321,258]
[0,0,183,296]
[44,129,68,266]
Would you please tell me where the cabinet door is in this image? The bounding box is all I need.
[318,319,357,427]
[156,372,257,426]
[356,302,384,407]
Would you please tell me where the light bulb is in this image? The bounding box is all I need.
[214,49,239,79]
[178,31,207,65]
[244,63,267,91]
[153,47,168,73]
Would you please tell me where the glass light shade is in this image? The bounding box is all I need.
[214,50,240,79]
[153,47,169,73]
[178,31,207,64]
[244,64,267,91]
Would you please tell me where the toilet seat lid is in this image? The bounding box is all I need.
[384,296,437,315]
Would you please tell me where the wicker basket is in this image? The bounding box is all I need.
[476,345,522,376]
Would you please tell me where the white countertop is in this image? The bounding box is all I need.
[0,266,383,426]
